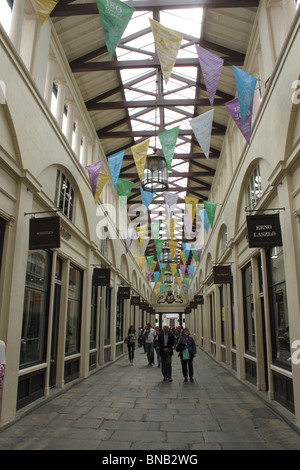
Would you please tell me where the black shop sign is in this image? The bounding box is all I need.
[118,286,130,299]
[92,268,111,286]
[246,214,282,248]
[213,265,232,284]
[29,216,60,250]
[130,295,140,306]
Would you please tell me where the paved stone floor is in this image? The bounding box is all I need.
[1,347,300,450]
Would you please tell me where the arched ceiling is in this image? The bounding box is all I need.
[51,0,259,265]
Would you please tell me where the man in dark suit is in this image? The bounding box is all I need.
[158,325,174,382]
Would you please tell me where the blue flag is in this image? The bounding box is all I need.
[233,66,257,125]
[108,150,124,189]
[199,209,209,234]
[140,185,155,214]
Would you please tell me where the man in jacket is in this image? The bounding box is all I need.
[158,325,174,382]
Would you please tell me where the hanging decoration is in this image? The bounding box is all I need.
[199,208,210,234]
[107,150,124,190]
[164,192,179,221]
[154,239,164,258]
[203,201,217,228]
[150,221,161,240]
[131,139,150,181]
[233,66,258,125]
[87,160,102,197]
[138,257,145,271]
[158,126,180,170]
[190,110,214,159]
[34,0,60,25]
[96,0,135,59]
[195,45,224,106]
[116,178,134,208]
[140,185,155,214]
[149,18,183,85]
[123,227,135,254]
[166,217,176,240]
[94,173,109,204]
[225,97,254,144]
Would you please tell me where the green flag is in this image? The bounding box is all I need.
[154,239,164,258]
[158,126,180,170]
[203,201,217,228]
[150,221,161,240]
[96,0,135,59]
[116,178,134,208]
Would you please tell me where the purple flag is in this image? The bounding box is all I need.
[225,97,253,144]
[87,160,102,196]
[196,45,224,106]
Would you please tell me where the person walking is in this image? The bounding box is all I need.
[158,325,174,382]
[125,326,137,365]
[177,328,197,382]
[143,323,156,366]
[153,326,161,367]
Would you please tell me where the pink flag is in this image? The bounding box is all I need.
[225,97,253,144]
[196,45,224,106]
[87,160,102,197]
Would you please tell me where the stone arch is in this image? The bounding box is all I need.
[216,224,228,262]
[0,100,23,169]
[205,253,213,279]
[120,253,129,280]
[37,164,91,239]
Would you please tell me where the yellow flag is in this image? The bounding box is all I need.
[151,261,157,275]
[185,196,198,224]
[170,263,177,277]
[180,250,186,265]
[131,139,150,180]
[94,173,108,204]
[149,18,183,85]
[137,224,147,246]
[157,281,162,291]
[177,277,182,287]
[166,217,176,240]
[138,257,145,271]
[168,240,178,259]
[34,0,59,25]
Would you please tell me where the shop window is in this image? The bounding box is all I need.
[230,282,236,348]
[267,247,291,369]
[242,263,256,356]
[220,285,225,344]
[104,287,111,346]
[247,165,262,210]
[65,265,82,356]
[55,169,74,221]
[20,250,51,367]
[90,285,100,350]
[116,296,124,343]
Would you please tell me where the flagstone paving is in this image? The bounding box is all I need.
[0,347,300,450]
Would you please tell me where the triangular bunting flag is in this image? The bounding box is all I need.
[182,242,191,262]
[184,278,189,289]
[107,151,124,189]
[96,0,134,59]
[150,221,161,240]
[168,240,178,259]
[225,97,253,144]
[199,208,209,234]
[138,257,145,271]
[94,173,109,204]
[131,139,150,181]
[161,263,167,275]
[195,45,224,106]
[233,66,258,125]
[188,265,195,278]
[141,238,150,255]
[153,271,160,285]
[180,251,186,265]
[154,239,164,258]
[123,228,135,254]
[170,263,177,277]
[147,256,154,271]
[203,201,217,228]
[158,126,180,170]
[163,192,179,221]
[166,217,176,240]
[149,18,183,85]
[185,196,198,225]
[34,0,60,25]
[87,161,102,197]
[140,185,155,214]
[151,261,157,275]
[190,109,214,159]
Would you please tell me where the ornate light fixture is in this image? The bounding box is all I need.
[160,241,172,263]
[164,270,173,284]
[141,151,169,192]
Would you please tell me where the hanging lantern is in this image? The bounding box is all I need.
[160,241,172,263]
[164,270,173,284]
[141,151,169,193]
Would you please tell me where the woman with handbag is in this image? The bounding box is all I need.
[176,328,197,382]
[125,326,137,365]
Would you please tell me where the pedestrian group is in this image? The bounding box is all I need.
[124,323,197,382]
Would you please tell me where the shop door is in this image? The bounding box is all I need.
[261,298,269,390]
[49,284,61,388]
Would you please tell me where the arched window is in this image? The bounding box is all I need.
[247,164,262,210]
[55,170,74,221]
